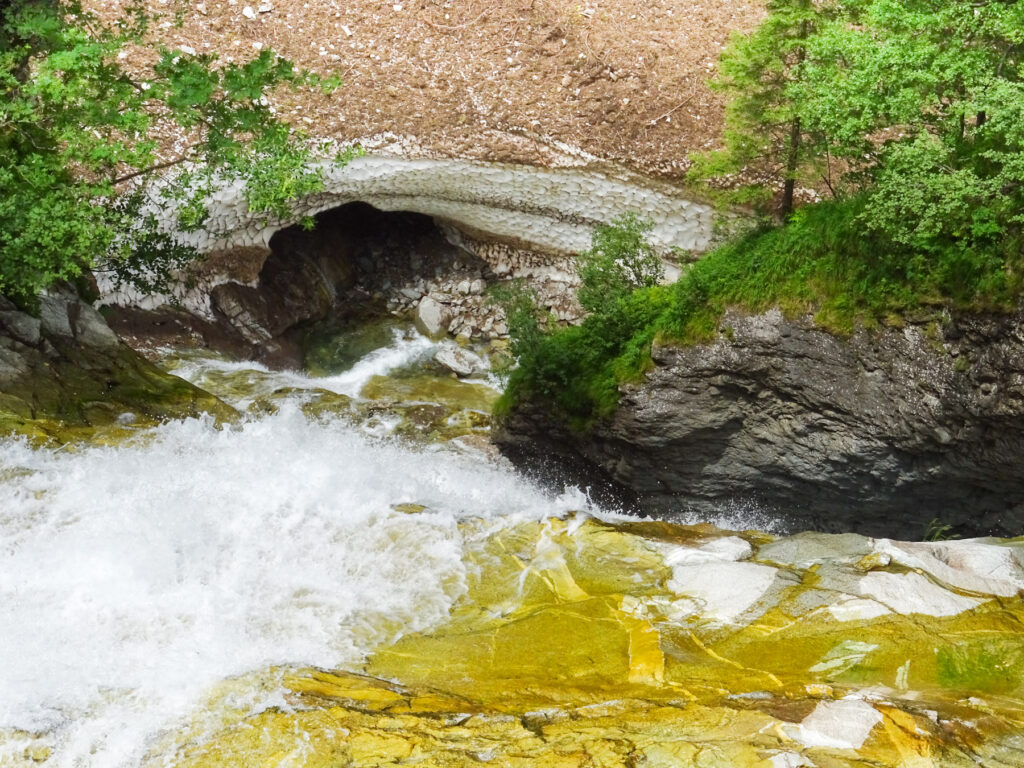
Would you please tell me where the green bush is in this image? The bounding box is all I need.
[576,213,664,312]
[0,0,349,302]
[496,218,672,430]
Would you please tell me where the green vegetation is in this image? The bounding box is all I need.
[0,0,350,303]
[693,0,1024,250]
[494,220,661,428]
[689,0,822,216]
[494,216,672,428]
[500,198,1021,428]
[923,518,961,542]
[576,213,664,312]
[501,0,1024,428]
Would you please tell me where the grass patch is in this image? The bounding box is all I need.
[499,195,1023,430]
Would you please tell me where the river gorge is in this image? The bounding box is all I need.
[7,0,1024,765]
[3,222,1024,766]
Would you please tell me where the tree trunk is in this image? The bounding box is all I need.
[781,115,801,219]
[781,18,809,220]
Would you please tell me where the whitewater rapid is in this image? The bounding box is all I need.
[0,405,599,767]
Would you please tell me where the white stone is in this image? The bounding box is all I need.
[859,570,984,617]
[787,698,882,750]
[399,287,422,301]
[808,641,878,675]
[415,295,449,338]
[241,5,256,19]
[654,535,752,566]
[667,560,777,623]
[769,752,815,768]
[873,539,1024,598]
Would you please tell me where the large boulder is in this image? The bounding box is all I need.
[433,344,486,377]
[495,307,1024,539]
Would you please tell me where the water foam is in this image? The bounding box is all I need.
[166,326,443,408]
[0,407,590,767]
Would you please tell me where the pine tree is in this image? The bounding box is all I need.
[689,0,827,218]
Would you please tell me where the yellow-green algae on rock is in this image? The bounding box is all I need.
[147,516,1024,768]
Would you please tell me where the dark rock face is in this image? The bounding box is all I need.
[495,308,1024,539]
[0,286,233,438]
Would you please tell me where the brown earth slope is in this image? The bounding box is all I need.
[85,0,763,176]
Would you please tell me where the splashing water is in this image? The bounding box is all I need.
[0,403,595,767]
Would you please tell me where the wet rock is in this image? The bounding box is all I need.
[72,301,120,351]
[0,312,41,346]
[38,291,73,338]
[358,372,497,442]
[757,532,872,569]
[300,390,355,420]
[0,288,235,442]
[434,345,485,377]
[160,517,1024,768]
[0,346,30,384]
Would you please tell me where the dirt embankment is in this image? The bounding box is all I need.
[86,0,763,177]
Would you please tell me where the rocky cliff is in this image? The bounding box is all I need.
[496,308,1024,539]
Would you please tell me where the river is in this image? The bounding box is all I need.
[2,327,1022,768]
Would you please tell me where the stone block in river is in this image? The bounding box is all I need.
[434,344,486,377]
[0,288,236,442]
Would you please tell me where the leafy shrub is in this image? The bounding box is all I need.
[576,214,664,312]
[497,217,671,429]
[0,0,349,302]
